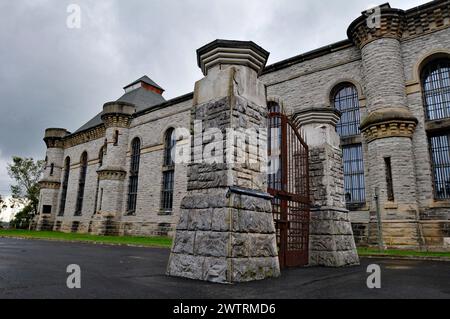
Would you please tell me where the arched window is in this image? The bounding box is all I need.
[422,58,450,199]
[161,129,176,214]
[333,83,361,137]
[422,59,450,120]
[127,138,141,214]
[75,152,88,216]
[332,83,366,206]
[58,157,70,216]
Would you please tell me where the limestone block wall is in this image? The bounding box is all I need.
[55,137,105,233]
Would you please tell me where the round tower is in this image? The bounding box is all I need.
[90,101,135,235]
[348,4,422,248]
[36,128,69,230]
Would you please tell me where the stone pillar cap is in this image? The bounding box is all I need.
[197,39,270,76]
[102,101,136,116]
[44,128,69,139]
[292,107,341,127]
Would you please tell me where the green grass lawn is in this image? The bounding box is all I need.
[0,229,173,248]
[358,247,450,258]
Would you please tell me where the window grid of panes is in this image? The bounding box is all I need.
[429,132,450,199]
[75,153,88,216]
[58,157,70,216]
[422,59,450,121]
[334,84,361,137]
[342,144,366,205]
[127,139,141,213]
[161,129,175,214]
[161,170,174,213]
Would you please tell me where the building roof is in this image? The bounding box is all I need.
[73,78,166,134]
[123,75,164,92]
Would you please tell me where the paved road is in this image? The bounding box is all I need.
[0,238,449,299]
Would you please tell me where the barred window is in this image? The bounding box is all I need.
[58,157,70,216]
[342,144,366,206]
[429,132,450,199]
[75,152,88,216]
[333,84,361,137]
[267,102,282,191]
[161,129,175,214]
[422,59,450,120]
[164,128,176,166]
[127,138,141,214]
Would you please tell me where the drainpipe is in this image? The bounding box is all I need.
[374,187,385,251]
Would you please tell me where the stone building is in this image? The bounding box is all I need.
[37,0,450,260]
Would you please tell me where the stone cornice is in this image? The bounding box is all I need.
[38,180,61,190]
[44,128,69,148]
[348,7,405,49]
[97,168,127,181]
[292,107,341,128]
[197,39,270,76]
[63,125,106,148]
[101,101,136,128]
[348,1,450,49]
[360,107,418,142]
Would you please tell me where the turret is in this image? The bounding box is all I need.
[36,128,69,230]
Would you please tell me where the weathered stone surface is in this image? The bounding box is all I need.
[203,257,228,283]
[194,231,228,257]
[167,253,204,280]
[232,210,276,234]
[172,231,195,254]
[231,257,280,282]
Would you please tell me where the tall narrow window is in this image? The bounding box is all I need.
[127,138,141,214]
[267,102,282,191]
[385,157,394,201]
[342,145,366,205]
[75,152,88,216]
[422,58,450,199]
[50,163,54,176]
[333,83,366,207]
[161,129,176,214]
[422,59,450,121]
[333,83,361,137]
[94,146,105,213]
[59,157,70,216]
[429,132,450,199]
[114,130,119,146]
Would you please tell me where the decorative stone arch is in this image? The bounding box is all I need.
[326,78,365,108]
[267,96,287,113]
[412,49,450,85]
[160,126,176,145]
[127,135,143,153]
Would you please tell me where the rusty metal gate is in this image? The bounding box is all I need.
[267,102,310,268]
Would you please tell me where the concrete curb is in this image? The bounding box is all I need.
[360,254,450,262]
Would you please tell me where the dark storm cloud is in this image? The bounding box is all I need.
[0,0,426,194]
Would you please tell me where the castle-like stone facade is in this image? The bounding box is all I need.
[37,0,450,253]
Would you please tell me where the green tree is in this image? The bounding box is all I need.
[7,157,45,218]
[9,204,34,229]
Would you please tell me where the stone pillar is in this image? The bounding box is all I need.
[348,4,422,248]
[90,101,135,235]
[167,40,280,283]
[293,108,359,267]
[37,128,69,230]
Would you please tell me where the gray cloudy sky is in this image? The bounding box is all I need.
[0,0,427,195]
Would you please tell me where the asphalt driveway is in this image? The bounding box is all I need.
[0,238,449,299]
